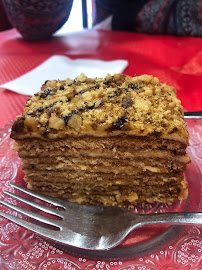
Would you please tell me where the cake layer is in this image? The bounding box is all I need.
[13,135,188,156]
[27,183,184,199]
[25,178,187,206]
[24,165,187,205]
[24,169,184,185]
[21,156,186,174]
[17,148,190,165]
[24,173,185,188]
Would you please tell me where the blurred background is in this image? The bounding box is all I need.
[0,0,93,34]
[56,0,93,34]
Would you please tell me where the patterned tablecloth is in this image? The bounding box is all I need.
[0,29,201,270]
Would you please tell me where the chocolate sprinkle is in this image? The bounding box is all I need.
[130,83,142,90]
[39,88,57,99]
[63,101,103,126]
[106,116,128,132]
[122,95,133,109]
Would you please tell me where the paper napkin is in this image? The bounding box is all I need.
[0,55,128,96]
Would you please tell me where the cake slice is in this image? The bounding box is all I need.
[11,73,190,207]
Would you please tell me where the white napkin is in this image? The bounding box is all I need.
[0,55,128,96]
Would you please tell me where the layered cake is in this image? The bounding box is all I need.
[11,73,190,207]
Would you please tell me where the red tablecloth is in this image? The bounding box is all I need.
[0,28,202,128]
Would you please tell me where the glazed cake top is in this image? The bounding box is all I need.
[11,73,189,144]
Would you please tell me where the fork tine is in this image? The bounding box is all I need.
[3,190,64,219]
[9,182,66,208]
[0,210,89,249]
[0,200,62,228]
[0,210,63,242]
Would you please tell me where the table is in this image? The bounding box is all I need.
[0,28,202,270]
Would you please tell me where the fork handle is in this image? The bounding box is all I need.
[184,111,202,119]
[136,212,202,226]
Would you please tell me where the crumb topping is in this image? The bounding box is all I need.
[11,73,189,142]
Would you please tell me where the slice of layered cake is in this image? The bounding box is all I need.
[11,73,190,207]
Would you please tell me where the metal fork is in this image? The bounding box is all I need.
[0,182,202,251]
[184,111,202,119]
